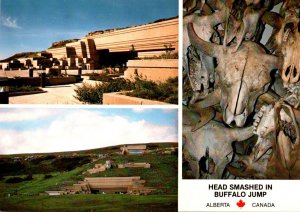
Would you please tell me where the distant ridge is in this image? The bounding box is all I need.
[0,52,41,63]
[86,16,178,37]
[0,142,178,157]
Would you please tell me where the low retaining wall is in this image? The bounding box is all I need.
[0,70,42,78]
[66,69,105,75]
[124,59,178,83]
[0,76,79,87]
[47,76,78,85]
[103,92,170,105]
[0,70,104,78]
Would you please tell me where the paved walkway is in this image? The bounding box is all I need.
[9,77,99,104]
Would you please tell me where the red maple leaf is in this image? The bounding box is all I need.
[236,199,245,208]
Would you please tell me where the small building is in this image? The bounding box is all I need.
[118,162,151,169]
[45,191,64,196]
[87,163,106,174]
[120,145,147,155]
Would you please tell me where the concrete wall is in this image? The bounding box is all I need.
[1,76,77,87]
[47,46,76,59]
[103,92,171,105]
[124,59,178,82]
[89,19,178,53]
[0,70,42,78]
[47,76,77,85]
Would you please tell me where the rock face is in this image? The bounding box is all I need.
[50,39,80,49]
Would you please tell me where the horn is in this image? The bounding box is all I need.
[187,23,222,58]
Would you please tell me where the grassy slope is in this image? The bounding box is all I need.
[0,143,177,211]
[91,153,178,194]
[0,166,88,196]
[0,194,177,211]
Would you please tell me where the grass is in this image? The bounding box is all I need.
[0,194,177,211]
[90,153,178,194]
[0,143,178,211]
[0,165,88,196]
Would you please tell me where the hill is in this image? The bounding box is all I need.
[0,52,41,62]
[0,142,178,211]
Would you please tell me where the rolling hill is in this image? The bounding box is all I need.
[0,142,178,211]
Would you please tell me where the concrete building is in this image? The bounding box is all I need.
[69,177,154,195]
[0,17,178,81]
[46,17,178,70]
[120,145,147,154]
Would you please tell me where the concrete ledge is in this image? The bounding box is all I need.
[66,70,105,75]
[124,59,178,83]
[9,90,46,97]
[0,76,79,86]
[47,76,77,85]
[103,92,170,105]
[127,59,178,68]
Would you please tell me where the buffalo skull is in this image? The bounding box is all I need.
[276,6,300,84]
[227,102,300,179]
[188,23,280,127]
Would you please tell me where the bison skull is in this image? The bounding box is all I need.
[188,23,280,127]
[276,7,300,84]
[227,103,300,179]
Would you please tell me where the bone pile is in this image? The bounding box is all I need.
[182,0,300,179]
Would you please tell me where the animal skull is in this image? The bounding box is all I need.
[227,103,300,179]
[183,11,225,103]
[276,7,300,84]
[183,110,253,179]
[188,23,280,127]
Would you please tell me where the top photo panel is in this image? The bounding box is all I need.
[0,0,178,105]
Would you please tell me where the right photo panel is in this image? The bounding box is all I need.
[181,0,300,211]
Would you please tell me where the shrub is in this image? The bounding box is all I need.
[30,156,55,164]
[89,75,113,82]
[5,177,24,184]
[74,76,178,104]
[128,77,178,104]
[9,86,42,93]
[44,174,53,179]
[24,174,33,181]
[52,156,91,171]
[143,52,178,60]
[0,159,26,175]
[44,155,56,160]
[74,79,135,104]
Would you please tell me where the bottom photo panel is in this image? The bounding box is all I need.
[0,107,178,211]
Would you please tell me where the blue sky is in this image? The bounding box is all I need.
[0,108,178,154]
[0,0,178,60]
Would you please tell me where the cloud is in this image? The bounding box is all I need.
[0,109,60,123]
[0,15,21,29]
[131,108,152,113]
[0,110,177,154]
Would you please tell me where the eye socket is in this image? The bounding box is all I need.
[284,23,295,33]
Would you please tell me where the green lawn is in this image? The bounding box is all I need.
[0,194,177,211]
